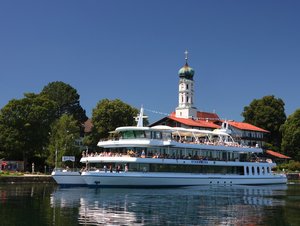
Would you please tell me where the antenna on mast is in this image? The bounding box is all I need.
[135,105,148,127]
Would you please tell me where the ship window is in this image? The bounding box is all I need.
[145,131,151,139]
[162,132,171,140]
[246,166,249,175]
[267,167,270,174]
[257,167,260,175]
[186,84,189,90]
[153,132,162,139]
[148,164,244,175]
[135,130,146,138]
[121,130,135,139]
[252,166,255,175]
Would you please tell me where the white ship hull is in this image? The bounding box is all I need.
[51,170,86,186]
[81,171,287,187]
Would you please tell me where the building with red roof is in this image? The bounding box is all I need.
[150,51,269,148]
[82,51,270,150]
[151,111,220,130]
[266,150,290,159]
[222,120,269,148]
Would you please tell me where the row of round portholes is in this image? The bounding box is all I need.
[209,181,233,184]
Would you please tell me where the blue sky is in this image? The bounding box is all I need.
[0,1,299,123]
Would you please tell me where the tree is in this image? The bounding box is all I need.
[242,95,286,151]
[40,81,88,123]
[86,99,142,147]
[46,114,81,168]
[281,109,300,161]
[0,93,57,169]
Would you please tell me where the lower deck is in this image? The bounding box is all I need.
[81,171,287,187]
[84,158,275,178]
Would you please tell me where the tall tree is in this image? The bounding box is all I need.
[40,81,87,123]
[281,109,300,161]
[0,93,56,169]
[242,95,286,151]
[86,99,141,147]
[46,114,81,168]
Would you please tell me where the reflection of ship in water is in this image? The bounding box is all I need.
[50,185,287,225]
[78,194,140,225]
[241,184,287,206]
[51,188,141,225]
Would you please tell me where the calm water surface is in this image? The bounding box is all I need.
[1,182,300,225]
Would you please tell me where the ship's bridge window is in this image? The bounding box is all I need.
[135,130,146,138]
[121,130,146,139]
[153,131,162,139]
[121,130,135,139]
[145,131,151,139]
[162,132,171,140]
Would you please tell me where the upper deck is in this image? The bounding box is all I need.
[97,125,263,153]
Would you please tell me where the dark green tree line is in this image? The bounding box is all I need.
[40,81,88,124]
[46,114,81,168]
[0,81,88,171]
[0,93,57,168]
[242,95,286,151]
[281,109,300,161]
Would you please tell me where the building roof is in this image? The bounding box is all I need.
[227,121,269,133]
[83,119,93,133]
[266,150,291,159]
[168,115,220,129]
[196,111,220,121]
[152,111,269,132]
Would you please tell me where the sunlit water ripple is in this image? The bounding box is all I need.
[49,184,292,225]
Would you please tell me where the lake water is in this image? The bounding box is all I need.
[0,183,300,226]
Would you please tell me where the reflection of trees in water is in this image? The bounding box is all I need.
[50,185,288,225]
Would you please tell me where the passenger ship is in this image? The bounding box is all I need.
[52,53,287,187]
[80,108,287,187]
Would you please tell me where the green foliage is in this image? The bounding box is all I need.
[41,81,88,123]
[0,82,88,170]
[276,160,300,172]
[0,171,24,176]
[86,99,140,147]
[0,94,57,166]
[281,109,300,161]
[242,95,286,150]
[46,114,81,167]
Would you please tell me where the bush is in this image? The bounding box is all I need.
[0,171,24,176]
[276,160,300,172]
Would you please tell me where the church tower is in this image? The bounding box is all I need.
[175,50,197,119]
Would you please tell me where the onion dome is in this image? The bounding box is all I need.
[178,63,194,80]
[178,50,194,80]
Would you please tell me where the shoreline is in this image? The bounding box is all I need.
[0,174,56,184]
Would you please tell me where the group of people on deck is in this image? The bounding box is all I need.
[102,164,129,173]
